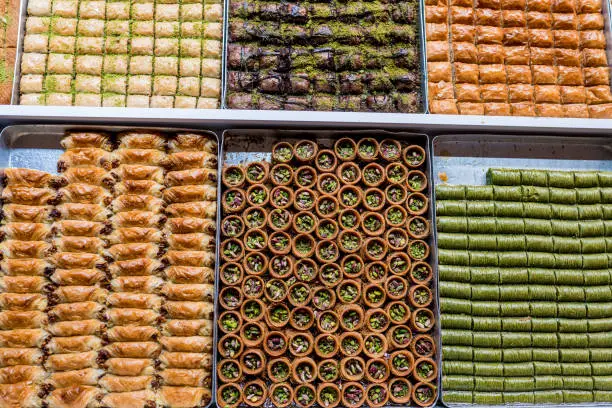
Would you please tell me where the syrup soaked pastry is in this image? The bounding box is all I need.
[56,166,115,188]
[106,243,161,261]
[159,386,211,407]
[163,301,213,320]
[103,358,155,376]
[0,186,57,206]
[49,301,103,321]
[51,287,107,304]
[46,385,100,408]
[0,276,47,293]
[158,336,213,353]
[106,228,164,245]
[163,266,214,284]
[163,251,215,267]
[61,132,113,151]
[165,217,216,235]
[57,148,116,171]
[48,368,104,388]
[164,152,218,171]
[50,269,106,286]
[0,168,54,188]
[99,375,154,392]
[0,365,46,384]
[0,204,54,223]
[55,203,111,222]
[0,382,41,407]
[46,336,103,354]
[109,258,164,277]
[160,320,213,337]
[162,185,217,203]
[106,293,162,309]
[168,133,218,154]
[159,368,210,386]
[164,201,217,219]
[54,220,106,237]
[99,389,156,408]
[113,149,167,166]
[0,240,53,259]
[106,326,159,343]
[47,320,103,337]
[0,223,52,241]
[112,165,165,183]
[166,233,214,251]
[0,329,48,348]
[0,293,47,311]
[111,211,165,228]
[58,183,112,205]
[117,132,166,150]
[53,236,105,254]
[110,276,164,294]
[50,252,106,270]
[0,258,51,276]
[165,168,217,187]
[112,195,164,213]
[161,284,214,301]
[114,180,164,197]
[0,348,43,367]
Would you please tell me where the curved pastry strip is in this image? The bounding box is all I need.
[0,293,47,311]
[0,168,53,188]
[0,382,41,407]
[106,228,164,245]
[49,368,104,388]
[46,351,97,372]
[0,348,43,367]
[53,236,105,253]
[51,287,107,304]
[46,385,100,408]
[107,309,159,326]
[165,168,217,187]
[0,186,57,206]
[106,243,160,261]
[106,326,159,343]
[168,133,217,153]
[50,269,106,286]
[112,195,164,213]
[59,183,112,205]
[113,149,167,166]
[46,336,103,354]
[165,201,216,219]
[162,185,217,203]
[61,131,113,151]
[103,358,155,376]
[0,276,48,293]
[163,266,214,284]
[114,180,164,197]
[117,131,166,150]
[57,148,115,171]
[107,293,162,309]
[109,258,163,277]
[54,220,106,237]
[56,203,110,222]
[161,283,214,301]
[159,351,212,370]
[159,385,211,408]
[111,211,165,228]
[159,368,210,387]
[164,152,217,171]
[163,251,215,267]
[0,311,46,329]
[0,365,46,384]
[159,336,212,353]
[0,329,48,348]
[165,217,216,234]
[103,342,161,359]
[0,240,53,259]
[49,301,103,321]
[112,165,164,183]
[0,222,52,241]
[99,375,154,392]
[110,276,164,294]
[0,204,54,223]
[47,320,103,337]
[163,301,213,320]
[57,166,115,188]
[160,319,213,337]
[0,258,51,276]
[167,233,214,251]
[51,252,106,270]
[100,389,156,408]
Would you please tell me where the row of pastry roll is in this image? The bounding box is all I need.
[47,132,114,407]
[0,168,58,407]
[158,132,217,407]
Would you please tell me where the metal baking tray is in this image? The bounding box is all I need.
[0,124,221,408]
[431,134,612,408]
[216,129,441,408]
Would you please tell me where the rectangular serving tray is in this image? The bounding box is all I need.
[430,133,612,408]
[216,129,441,408]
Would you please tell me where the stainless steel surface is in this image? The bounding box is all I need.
[0,124,221,408]
[217,129,441,408]
[430,134,612,408]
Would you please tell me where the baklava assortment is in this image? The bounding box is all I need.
[0,0,18,103]
[18,0,222,107]
[0,129,217,407]
[226,1,423,112]
[437,169,612,404]
[218,137,438,407]
[426,0,612,117]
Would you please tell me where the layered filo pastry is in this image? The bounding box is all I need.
[0,169,55,408]
[159,132,217,406]
[44,131,114,406]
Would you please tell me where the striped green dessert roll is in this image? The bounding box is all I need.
[503,392,535,404]
[588,332,610,347]
[500,302,530,316]
[502,332,531,348]
[465,186,494,201]
[532,349,560,362]
[552,219,579,236]
[582,253,608,269]
[443,345,473,361]
[591,348,612,361]
[558,333,588,348]
[550,202,579,218]
[554,253,583,269]
[443,375,475,391]
[553,236,581,253]
[558,318,588,332]
[467,234,497,251]
[528,284,557,300]
[442,329,472,346]
[531,318,559,333]
[593,377,612,391]
[436,184,466,200]
[550,188,578,204]
[601,187,612,203]
[438,249,469,265]
[504,377,534,392]
[487,169,521,186]
[532,332,558,348]
[547,171,575,188]
[469,251,499,267]
[584,269,611,285]
[580,220,606,237]
[534,362,562,375]
[586,303,612,318]
[495,218,525,234]
[535,376,564,390]
[575,171,601,188]
[437,233,468,249]
[472,332,501,348]
[592,363,612,376]
[564,376,594,391]
[495,235,525,251]
[499,285,529,301]
[440,297,472,315]
[439,281,472,299]
[441,313,472,330]
[438,265,471,282]
[474,362,503,377]
[523,202,551,218]
[607,237,612,252]
[494,201,524,217]
[591,316,612,332]
[436,200,467,216]
[502,348,532,363]
[597,172,612,187]
[470,267,500,284]
[528,268,556,284]
[579,204,603,219]
[557,286,585,301]
[501,317,531,332]
[560,348,590,363]
[562,363,592,376]
[558,303,587,319]
[499,268,528,284]
[471,285,500,301]
[473,392,503,405]
[563,390,594,403]
[526,235,554,252]
[524,219,553,235]
[499,252,528,268]
[582,237,606,253]
[529,301,558,317]
[584,286,612,303]
[493,186,522,201]
[474,376,503,392]
[520,170,548,186]
[442,391,473,403]
[577,188,602,204]
[555,269,584,285]
[467,217,496,234]
[521,186,550,203]
[437,216,467,233]
[466,201,495,217]
[594,390,612,402]
[474,348,502,362]
[471,301,500,316]
[603,204,612,219]
[443,361,474,375]
[534,390,563,404]
[472,316,501,331]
